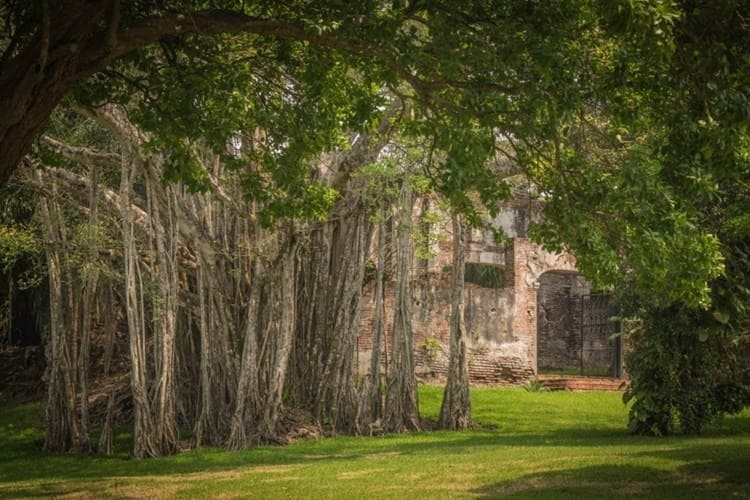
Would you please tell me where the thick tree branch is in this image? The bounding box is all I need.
[96,10,435,101]
[0,6,442,186]
[24,163,149,229]
[105,0,121,51]
[38,0,50,72]
[72,103,147,149]
[39,135,121,169]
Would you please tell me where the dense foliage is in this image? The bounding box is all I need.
[1,1,741,300]
[480,1,750,433]
[1,1,749,443]
[617,1,750,434]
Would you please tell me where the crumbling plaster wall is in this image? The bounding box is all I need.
[357,236,579,384]
[505,238,579,374]
[356,190,581,384]
[357,274,533,384]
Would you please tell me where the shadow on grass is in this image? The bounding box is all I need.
[0,411,639,483]
[471,445,750,499]
[2,397,749,499]
[3,422,749,480]
[7,441,750,499]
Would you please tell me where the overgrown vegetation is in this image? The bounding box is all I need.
[2,388,749,498]
[1,0,749,452]
[463,262,505,289]
[521,378,550,393]
[624,305,750,436]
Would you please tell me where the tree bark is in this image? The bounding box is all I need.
[120,157,158,459]
[438,215,472,430]
[259,238,297,441]
[77,162,101,454]
[289,225,331,415]
[384,181,421,433]
[226,258,262,450]
[193,262,214,448]
[356,220,387,434]
[97,286,118,456]
[147,181,180,455]
[39,179,75,453]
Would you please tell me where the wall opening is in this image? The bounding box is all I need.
[536,271,620,377]
[464,262,505,288]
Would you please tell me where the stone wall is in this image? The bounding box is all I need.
[356,234,582,385]
[352,188,614,385]
[357,274,524,385]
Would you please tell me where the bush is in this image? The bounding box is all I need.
[624,304,749,436]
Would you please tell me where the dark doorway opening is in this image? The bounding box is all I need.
[536,271,621,377]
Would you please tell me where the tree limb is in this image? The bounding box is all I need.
[39,135,121,169]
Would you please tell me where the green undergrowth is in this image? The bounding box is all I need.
[2,387,749,498]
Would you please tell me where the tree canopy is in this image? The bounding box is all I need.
[4,1,745,307]
[2,0,750,441]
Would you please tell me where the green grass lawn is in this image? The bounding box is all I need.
[2,387,749,499]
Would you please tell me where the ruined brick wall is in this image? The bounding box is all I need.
[412,344,534,385]
[356,236,580,384]
[418,190,542,273]
[357,274,525,385]
[505,238,579,373]
[356,190,590,385]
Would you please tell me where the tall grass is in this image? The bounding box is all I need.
[2,387,748,498]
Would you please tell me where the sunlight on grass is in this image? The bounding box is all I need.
[1,388,749,498]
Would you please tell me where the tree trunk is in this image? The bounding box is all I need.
[40,181,75,453]
[97,286,118,456]
[438,215,472,430]
[77,163,100,454]
[356,220,387,433]
[98,392,116,456]
[185,162,245,448]
[259,239,297,441]
[286,197,374,434]
[226,258,262,450]
[292,225,332,415]
[226,206,263,449]
[121,157,158,459]
[193,261,214,448]
[384,181,421,433]
[147,181,180,455]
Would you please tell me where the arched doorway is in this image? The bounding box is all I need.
[536,271,621,377]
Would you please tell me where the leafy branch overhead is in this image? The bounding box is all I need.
[1,0,749,451]
[3,1,748,308]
